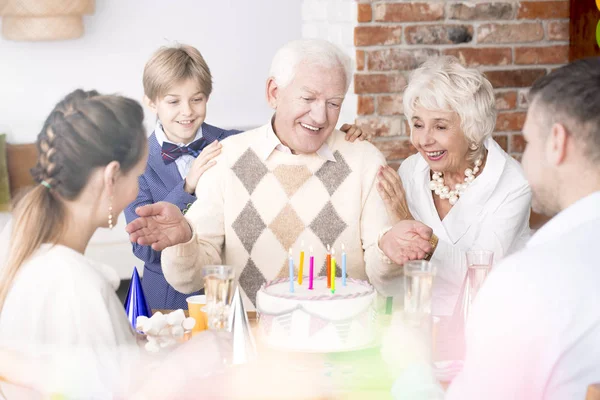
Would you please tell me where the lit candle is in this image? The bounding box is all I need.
[288,248,294,293]
[298,240,305,285]
[309,246,314,290]
[326,244,331,288]
[342,243,347,286]
[331,248,336,294]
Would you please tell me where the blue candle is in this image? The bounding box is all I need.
[342,244,347,286]
[288,248,294,293]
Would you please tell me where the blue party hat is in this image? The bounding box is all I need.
[124,267,152,331]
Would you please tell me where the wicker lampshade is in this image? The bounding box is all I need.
[0,0,95,41]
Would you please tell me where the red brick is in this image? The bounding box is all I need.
[354,73,408,94]
[367,48,439,71]
[448,3,516,20]
[373,3,444,22]
[356,117,403,138]
[485,69,546,88]
[477,23,543,44]
[546,20,569,41]
[388,161,401,171]
[354,26,402,47]
[358,95,375,115]
[373,138,418,160]
[357,3,372,22]
[511,134,526,153]
[405,24,473,45]
[514,45,569,65]
[443,47,511,67]
[493,135,508,152]
[518,1,569,19]
[377,95,404,116]
[518,89,530,108]
[496,112,527,131]
[495,91,518,111]
[356,50,365,71]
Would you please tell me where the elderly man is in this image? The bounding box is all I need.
[445,58,600,399]
[126,39,433,308]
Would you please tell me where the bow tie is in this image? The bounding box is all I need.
[161,138,208,164]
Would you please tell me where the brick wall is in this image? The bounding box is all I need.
[354,1,570,168]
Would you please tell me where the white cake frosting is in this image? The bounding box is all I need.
[256,276,377,352]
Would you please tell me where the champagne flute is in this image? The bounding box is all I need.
[202,265,235,331]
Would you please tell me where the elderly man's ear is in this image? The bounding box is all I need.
[266,77,279,109]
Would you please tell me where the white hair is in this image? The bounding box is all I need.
[403,56,497,160]
[269,39,353,93]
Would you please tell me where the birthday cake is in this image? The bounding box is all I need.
[255,276,378,352]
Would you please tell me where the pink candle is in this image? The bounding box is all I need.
[308,246,314,290]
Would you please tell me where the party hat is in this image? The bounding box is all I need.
[124,267,152,331]
[228,286,256,365]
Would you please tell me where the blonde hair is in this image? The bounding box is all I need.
[269,39,353,92]
[403,56,496,161]
[143,44,213,101]
[0,90,146,311]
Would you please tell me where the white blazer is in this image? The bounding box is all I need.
[399,138,532,316]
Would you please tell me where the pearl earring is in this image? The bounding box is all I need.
[108,196,114,230]
[469,142,479,151]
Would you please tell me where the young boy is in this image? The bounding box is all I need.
[126,44,368,310]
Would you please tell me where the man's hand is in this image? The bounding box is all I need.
[380,220,433,267]
[340,123,373,142]
[184,141,222,194]
[126,202,193,251]
[377,165,413,224]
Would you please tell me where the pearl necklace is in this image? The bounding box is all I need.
[429,158,482,206]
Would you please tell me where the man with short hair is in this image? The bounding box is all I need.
[126,39,433,309]
[446,57,600,399]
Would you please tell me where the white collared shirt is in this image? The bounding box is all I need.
[257,118,336,162]
[399,138,532,316]
[446,191,600,400]
[154,121,203,179]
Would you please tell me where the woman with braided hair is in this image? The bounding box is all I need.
[0,89,149,397]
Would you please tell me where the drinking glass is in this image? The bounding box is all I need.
[403,261,436,316]
[202,265,235,331]
[466,250,494,306]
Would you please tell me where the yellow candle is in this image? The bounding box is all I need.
[331,248,336,293]
[298,241,305,285]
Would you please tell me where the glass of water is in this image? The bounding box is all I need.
[202,265,235,331]
[403,260,436,316]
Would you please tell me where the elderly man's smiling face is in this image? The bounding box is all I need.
[267,62,347,154]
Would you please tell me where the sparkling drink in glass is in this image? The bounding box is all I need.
[404,261,435,316]
[466,250,494,306]
[202,265,235,330]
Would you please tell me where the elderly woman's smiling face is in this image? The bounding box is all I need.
[410,106,471,174]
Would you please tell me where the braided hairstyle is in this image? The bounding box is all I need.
[0,89,147,311]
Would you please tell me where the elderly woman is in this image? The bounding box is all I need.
[377,56,531,316]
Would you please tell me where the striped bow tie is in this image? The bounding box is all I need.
[161,138,208,164]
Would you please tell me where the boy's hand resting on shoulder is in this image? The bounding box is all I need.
[184,140,222,194]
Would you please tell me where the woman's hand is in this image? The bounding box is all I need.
[377,165,413,224]
[340,123,373,142]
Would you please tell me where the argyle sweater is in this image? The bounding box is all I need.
[161,123,398,309]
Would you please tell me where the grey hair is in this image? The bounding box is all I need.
[403,56,497,161]
[528,57,600,164]
[268,39,353,93]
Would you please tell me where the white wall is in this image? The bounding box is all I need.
[0,0,303,142]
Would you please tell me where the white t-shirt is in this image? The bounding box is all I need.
[446,191,600,399]
[0,244,138,398]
